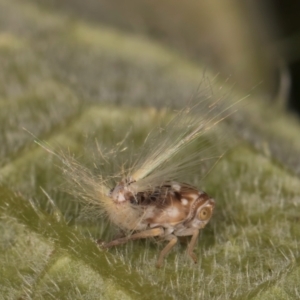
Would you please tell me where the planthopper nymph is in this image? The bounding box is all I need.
[103,179,215,268]
[45,81,240,268]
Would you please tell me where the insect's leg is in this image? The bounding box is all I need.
[156,234,178,268]
[186,229,199,263]
[101,227,164,248]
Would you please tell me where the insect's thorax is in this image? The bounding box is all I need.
[109,179,215,232]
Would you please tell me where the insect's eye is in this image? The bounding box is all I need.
[198,207,212,221]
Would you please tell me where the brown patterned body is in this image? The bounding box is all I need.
[104,180,215,267]
[134,183,213,228]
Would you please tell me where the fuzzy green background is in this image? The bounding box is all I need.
[1,1,300,299]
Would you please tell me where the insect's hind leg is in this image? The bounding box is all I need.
[100,227,164,248]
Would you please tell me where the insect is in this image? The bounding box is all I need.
[102,179,215,268]
[40,81,240,267]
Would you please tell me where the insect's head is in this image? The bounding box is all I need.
[188,195,215,229]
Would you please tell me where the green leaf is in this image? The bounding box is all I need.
[1,0,300,299]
